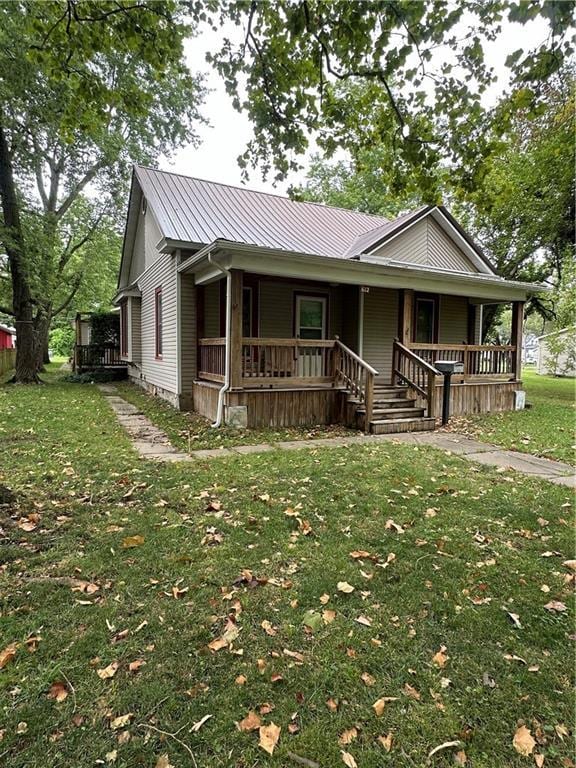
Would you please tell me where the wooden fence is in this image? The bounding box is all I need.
[0,348,16,376]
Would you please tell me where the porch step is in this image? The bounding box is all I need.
[373,387,409,397]
[370,406,426,419]
[370,417,436,435]
[357,399,417,414]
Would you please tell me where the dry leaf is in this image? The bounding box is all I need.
[337,581,355,594]
[403,683,421,700]
[361,672,376,686]
[355,615,372,627]
[128,659,146,673]
[432,645,449,668]
[235,674,247,685]
[338,727,358,746]
[110,713,132,730]
[237,711,261,732]
[319,593,330,604]
[121,535,144,549]
[323,609,336,624]
[283,648,305,662]
[454,750,467,766]
[259,722,281,755]
[0,643,18,669]
[385,519,404,533]
[562,560,576,571]
[97,661,119,680]
[513,725,536,756]
[378,733,393,752]
[534,755,544,768]
[261,620,277,636]
[341,750,358,768]
[326,697,339,712]
[543,600,567,613]
[507,611,522,629]
[155,756,173,768]
[16,722,28,734]
[191,714,212,732]
[47,681,68,702]
[372,697,397,715]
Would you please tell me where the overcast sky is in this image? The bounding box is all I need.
[160,14,547,195]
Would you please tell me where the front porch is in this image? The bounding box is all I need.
[191,270,524,433]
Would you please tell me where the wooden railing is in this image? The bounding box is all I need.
[334,339,378,432]
[241,338,336,384]
[198,337,226,382]
[392,340,438,418]
[407,343,516,378]
[0,347,16,376]
[75,344,124,370]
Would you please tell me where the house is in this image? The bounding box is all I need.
[537,327,576,377]
[115,166,545,433]
[0,324,16,350]
[72,310,126,374]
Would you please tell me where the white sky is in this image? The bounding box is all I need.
[160,14,549,195]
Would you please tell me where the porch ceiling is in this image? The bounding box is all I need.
[178,241,547,302]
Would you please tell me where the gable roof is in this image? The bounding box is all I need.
[133,165,390,260]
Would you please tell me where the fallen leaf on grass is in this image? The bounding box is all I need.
[283,648,305,662]
[432,645,449,668]
[337,581,355,594]
[97,661,119,680]
[403,683,421,700]
[191,714,212,732]
[554,724,569,740]
[235,674,247,685]
[16,722,28,734]
[506,611,522,629]
[261,620,277,636]
[338,727,358,746]
[237,711,261,732]
[355,615,372,627]
[121,535,144,549]
[428,740,462,759]
[534,755,544,767]
[155,756,174,768]
[454,750,467,766]
[326,697,339,712]
[323,609,336,624]
[385,519,404,533]
[361,672,375,686]
[259,722,281,755]
[373,697,398,715]
[378,732,393,752]
[47,681,68,702]
[563,560,576,571]
[543,600,567,613]
[513,725,536,756]
[0,643,18,669]
[128,659,146,673]
[110,713,132,730]
[341,750,358,767]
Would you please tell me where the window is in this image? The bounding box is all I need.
[120,300,128,357]
[295,295,327,340]
[155,287,163,358]
[415,297,437,343]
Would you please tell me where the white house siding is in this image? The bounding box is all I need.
[137,253,179,404]
[537,328,576,376]
[362,287,399,379]
[439,294,469,344]
[128,206,163,284]
[370,218,478,274]
[130,297,141,363]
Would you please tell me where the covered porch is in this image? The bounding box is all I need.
[190,268,524,431]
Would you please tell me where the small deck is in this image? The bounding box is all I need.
[73,344,127,374]
[194,336,521,431]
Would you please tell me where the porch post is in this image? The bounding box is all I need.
[400,289,414,345]
[511,300,524,380]
[229,269,243,389]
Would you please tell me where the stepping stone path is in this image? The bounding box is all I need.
[98,385,574,486]
[98,385,193,462]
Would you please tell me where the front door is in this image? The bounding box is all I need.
[295,295,327,376]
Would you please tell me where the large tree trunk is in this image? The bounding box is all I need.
[0,119,40,383]
[34,311,52,372]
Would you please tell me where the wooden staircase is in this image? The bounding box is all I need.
[353,379,436,434]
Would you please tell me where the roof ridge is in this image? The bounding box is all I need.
[134,164,390,223]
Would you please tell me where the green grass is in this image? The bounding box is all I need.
[448,369,575,465]
[115,381,355,451]
[0,368,573,768]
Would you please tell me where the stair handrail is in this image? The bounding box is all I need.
[334,338,379,433]
[392,339,439,419]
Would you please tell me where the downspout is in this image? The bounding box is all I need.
[208,252,231,428]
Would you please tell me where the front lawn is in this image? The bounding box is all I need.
[115,380,355,451]
[0,373,573,768]
[448,370,575,465]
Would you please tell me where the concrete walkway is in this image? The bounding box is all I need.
[99,386,574,486]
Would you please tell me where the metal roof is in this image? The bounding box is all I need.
[134,166,391,259]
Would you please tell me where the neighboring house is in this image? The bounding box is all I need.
[537,327,576,377]
[523,332,539,365]
[72,310,126,373]
[115,165,545,433]
[0,324,16,349]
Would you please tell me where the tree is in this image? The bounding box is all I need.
[210,0,574,188]
[0,1,205,382]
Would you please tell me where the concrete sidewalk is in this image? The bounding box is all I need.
[99,386,574,486]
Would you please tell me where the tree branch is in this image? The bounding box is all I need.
[55,159,106,220]
[53,273,83,317]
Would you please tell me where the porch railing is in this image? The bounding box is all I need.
[198,337,226,382]
[334,339,378,431]
[407,343,516,378]
[392,340,438,418]
[75,344,124,370]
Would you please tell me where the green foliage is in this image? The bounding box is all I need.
[61,369,123,383]
[209,1,574,189]
[49,325,74,357]
[89,311,120,347]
